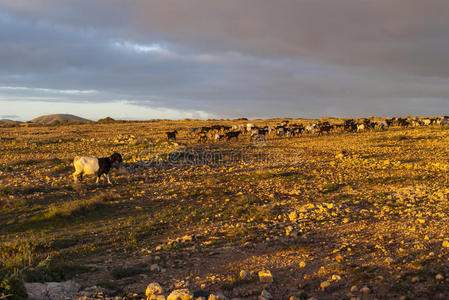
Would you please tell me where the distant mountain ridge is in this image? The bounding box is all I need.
[0,119,22,124]
[30,114,91,123]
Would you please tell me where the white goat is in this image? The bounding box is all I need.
[357,124,365,132]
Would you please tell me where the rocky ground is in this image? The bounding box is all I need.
[2,119,449,299]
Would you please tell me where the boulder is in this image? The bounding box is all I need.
[146,282,164,296]
[258,270,273,284]
[24,280,80,300]
[167,289,194,300]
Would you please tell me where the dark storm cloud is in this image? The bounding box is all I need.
[1,0,449,118]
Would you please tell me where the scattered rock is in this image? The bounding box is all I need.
[359,286,370,294]
[259,289,272,300]
[258,270,273,284]
[435,274,444,281]
[350,285,358,293]
[335,254,344,262]
[181,235,193,242]
[24,280,80,300]
[288,211,298,222]
[331,274,341,281]
[24,282,48,300]
[384,257,394,264]
[78,285,105,298]
[208,292,228,300]
[320,281,330,289]
[411,276,419,283]
[239,270,251,281]
[149,295,166,300]
[146,282,164,296]
[150,264,161,272]
[167,289,194,300]
[335,151,348,159]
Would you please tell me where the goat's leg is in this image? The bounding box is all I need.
[73,171,81,183]
[106,174,112,185]
[96,176,100,184]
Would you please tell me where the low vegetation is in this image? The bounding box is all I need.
[1,118,449,299]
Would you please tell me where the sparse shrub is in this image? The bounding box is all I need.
[0,240,36,300]
[0,240,35,270]
[45,194,108,219]
[321,182,340,193]
[393,135,410,141]
[0,267,27,300]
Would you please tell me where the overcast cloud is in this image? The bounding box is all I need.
[1,0,449,120]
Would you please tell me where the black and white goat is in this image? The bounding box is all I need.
[73,152,123,185]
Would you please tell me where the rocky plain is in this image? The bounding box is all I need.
[2,118,449,299]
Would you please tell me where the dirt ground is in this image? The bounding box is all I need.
[2,119,449,299]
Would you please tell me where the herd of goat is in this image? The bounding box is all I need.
[68,116,447,184]
[165,116,449,143]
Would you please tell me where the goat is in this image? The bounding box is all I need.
[214,133,225,142]
[210,125,222,131]
[275,126,286,136]
[246,123,255,133]
[305,124,318,134]
[423,119,432,126]
[317,122,333,135]
[438,117,448,126]
[73,152,123,185]
[395,118,409,127]
[357,124,365,132]
[251,127,268,143]
[288,124,304,137]
[376,121,388,130]
[226,130,241,141]
[231,124,243,131]
[166,130,178,141]
[344,119,357,132]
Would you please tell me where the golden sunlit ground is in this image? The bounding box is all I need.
[2,119,449,299]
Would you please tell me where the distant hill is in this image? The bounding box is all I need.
[30,114,91,124]
[0,119,22,124]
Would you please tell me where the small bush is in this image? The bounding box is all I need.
[321,183,340,193]
[0,240,35,270]
[0,268,27,300]
[0,240,36,300]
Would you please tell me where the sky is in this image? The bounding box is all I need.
[1,0,449,121]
